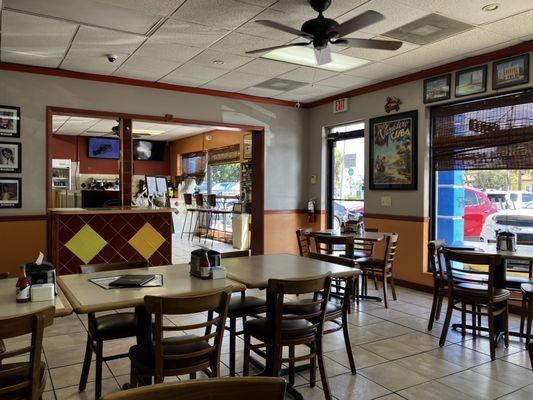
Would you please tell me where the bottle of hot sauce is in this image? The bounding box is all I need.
[16,264,31,303]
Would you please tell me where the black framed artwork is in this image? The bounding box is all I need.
[0,177,21,208]
[0,142,21,173]
[0,106,21,138]
[423,74,451,103]
[455,65,487,97]
[369,110,418,190]
[492,54,529,89]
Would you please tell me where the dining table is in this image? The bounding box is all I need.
[446,241,533,343]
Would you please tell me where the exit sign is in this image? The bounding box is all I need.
[333,98,348,113]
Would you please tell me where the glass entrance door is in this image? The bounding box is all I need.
[327,125,365,229]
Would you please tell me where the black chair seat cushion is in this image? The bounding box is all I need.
[506,275,533,290]
[89,312,137,341]
[0,362,46,400]
[521,283,533,294]
[340,251,370,259]
[244,317,315,341]
[284,299,341,317]
[228,295,266,317]
[455,282,510,302]
[129,335,211,371]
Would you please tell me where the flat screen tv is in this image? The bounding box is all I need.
[87,137,120,159]
[133,140,165,161]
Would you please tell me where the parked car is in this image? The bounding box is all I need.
[463,187,498,239]
[486,190,533,210]
[481,200,533,242]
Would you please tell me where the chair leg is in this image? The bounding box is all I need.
[472,303,477,339]
[271,345,283,379]
[95,340,103,400]
[382,272,388,308]
[188,210,196,241]
[229,317,237,376]
[78,335,92,392]
[189,372,196,379]
[436,296,444,321]
[243,333,251,376]
[488,305,496,361]
[439,299,454,347]
[389,274,397,301]
[129,365,137,389]
[373,273,378,290]
[316,338,331,400]
[180,210,188,239]
[526,296,533,347]
[288,345,295,387]
[461,302,466,337]
[342,311,357,375]
[309,342,316,388]
[428,290,439,331]
[503,302,509,349]
[520,292,527,335]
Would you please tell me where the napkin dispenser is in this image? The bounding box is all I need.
[189,249,221,278]
[26,261,56,294]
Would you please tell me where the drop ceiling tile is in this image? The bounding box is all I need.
[274,84,341,101]
[56,117,100,135]
[337,0,430,36]
[171,0,264,30]
[159,74,210,87]
[238,8,309,41]
[1,11,77,67]
[397,0,533,25]
[340,36,419,62]
[4,0,161,35]
[133,39,203,63]
[277,66,338,83]
[201,71,271,92]
[482,10,533,39]
[113,67,169,81]
[94,0,185,16]
[114,54,178,75]
[209,32,286,57]
[236,58,299,77]
[61,56,124,75]
[270,0,368,20]
[316,74,370,89]
[150,19,230,49]
[344,62,406,79]
[189,50,253,70]
[161,62,228,85]
[239,86,284,97]
[237,0,278,7]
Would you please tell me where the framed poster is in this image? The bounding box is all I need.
[243,133,252,160]
[0,177,21,208]
[455,65,487,97]
[423,74,451,103]
[0,106,21,137]
[492,54,529,89]
[369,111,418,190]
[0,142,21,173]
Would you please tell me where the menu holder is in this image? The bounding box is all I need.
[89,274,163,290]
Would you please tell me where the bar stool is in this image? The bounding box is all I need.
[180,193,195,240]
[193,194,207,242]
[521,283,533,347]
[205,194,232,245]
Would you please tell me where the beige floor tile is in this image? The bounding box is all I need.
[471,359,533,389]
[522,383,533,394]
[429,344,492,368]
[347,311,384,326]
[363,321,415,338]
[363,307,412,320]
[394,352,465,379]
[374,394,406,400]
[437,370,517,399]
[347,325,390,346]
[498,390,533,400]
[45,315,86,338]
[392,331,446,352]
[327,373,391,400]
[460,337,524,358]
[54,378,120,400]
[325,346,387,370]
[44,344,89,369]
[388,301,431,317]
[398,380,476,400]
[359,362,430,391]
[49,361,113,389]
[360,337,421,360]
[501,350,533,370]
[43,391,56,400]
[288,385,332,400]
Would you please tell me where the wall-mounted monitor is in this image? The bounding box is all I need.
[133,140,166,161]
[87,137,120,159]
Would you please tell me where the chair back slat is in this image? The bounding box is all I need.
[183,193,193,206]
[296,228,312,257]
[313,234,353,256]
[385,233,399,265]
[428,240,446,280]
[195,194,204,208]
[80,260,148,274]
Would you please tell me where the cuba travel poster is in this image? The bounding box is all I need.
[369,110,418,190]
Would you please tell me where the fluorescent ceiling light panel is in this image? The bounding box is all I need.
[133,129,165,135]
[262,46,369,72]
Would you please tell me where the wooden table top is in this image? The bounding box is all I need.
[57,264,246,314]
[311,229,386,242]
[223,254,360,289]
[448,242,533,261]
[0,279,72,320]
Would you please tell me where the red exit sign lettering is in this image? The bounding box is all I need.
[333,98,348,113]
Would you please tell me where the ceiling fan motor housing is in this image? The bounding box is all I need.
[308,0,332,13]
[302,17,339,49]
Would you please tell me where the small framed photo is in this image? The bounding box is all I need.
[423,74,451,103]
[493,54,529,89]
[0,142,21,173]
[243,133,252,160]
[0,106,21,137]
[0,177,21,208]
[455,65,487,97]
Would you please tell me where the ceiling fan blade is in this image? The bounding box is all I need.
[255,20,314,39]
[245,41,311,55]
[332,38,402,51]
[334,10,385,38]
[314,46,332,66]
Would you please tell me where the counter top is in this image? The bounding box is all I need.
[48,207,176,215]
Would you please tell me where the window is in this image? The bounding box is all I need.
[464,190,480,206]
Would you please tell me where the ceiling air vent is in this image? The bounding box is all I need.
[254,78,308,91]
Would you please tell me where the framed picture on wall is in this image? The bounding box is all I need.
[423,74,451,103]
[0,106,21,137]
[369,110,418,190]
[455,65,487,97]
[243,133,252,160]
[0,142,21,173]
[492,54,529,89]
[0,177,21,208]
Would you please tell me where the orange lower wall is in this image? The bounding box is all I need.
[0,219,48,277]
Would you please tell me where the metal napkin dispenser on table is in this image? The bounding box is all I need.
[190,249,221,279]
[496,231,517,252]
[26,261,57,294]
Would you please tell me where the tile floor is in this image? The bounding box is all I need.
[172,233,236,264]
[5,285,533,400]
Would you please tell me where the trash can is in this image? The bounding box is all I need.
[232,213,251,250]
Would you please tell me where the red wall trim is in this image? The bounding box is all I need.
[0,61,298,108]
[307,40,533,107]
[0,215,47,222]
[364,213,430,222]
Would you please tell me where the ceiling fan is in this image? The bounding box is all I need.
[246,0,402,65]
[86,122,157,138]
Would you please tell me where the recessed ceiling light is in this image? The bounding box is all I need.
[212,60,224,65]
[482,3,499,12]
[132,129,165,135]
[262,46,369,72]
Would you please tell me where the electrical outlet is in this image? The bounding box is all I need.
[381,196,392,207]
[310,175,317,184]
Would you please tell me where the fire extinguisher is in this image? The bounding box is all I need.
[308,198,316,223]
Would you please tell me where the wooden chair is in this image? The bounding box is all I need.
[355,233,399,308]
[520,283,533,348]
[0,272,8,360]
[79,260,149,400]
[439,249,510,360]
[129,286,232,385]
[529,342,533,370]
[427,240,448,331]
[243,274,332,399]
[181,193,195,240]
[296,228,313,257]
[101,377,286,400]
[0,306,54,400]
[487,240,533,291]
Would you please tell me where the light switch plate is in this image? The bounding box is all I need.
[310,175,317,184]
[381,196,392,207]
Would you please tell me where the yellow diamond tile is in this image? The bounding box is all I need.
[128,222,165,260]
[65,224,107,264]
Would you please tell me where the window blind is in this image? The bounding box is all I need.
[181,152,206,176]
[432,90,533,171]
[208,145,240,166]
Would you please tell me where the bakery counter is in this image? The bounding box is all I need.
[48,207,173,275]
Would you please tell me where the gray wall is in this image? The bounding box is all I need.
[307,51,533,218]
[0,70,308,214]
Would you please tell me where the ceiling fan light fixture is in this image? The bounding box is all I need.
[262,46,368,72]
